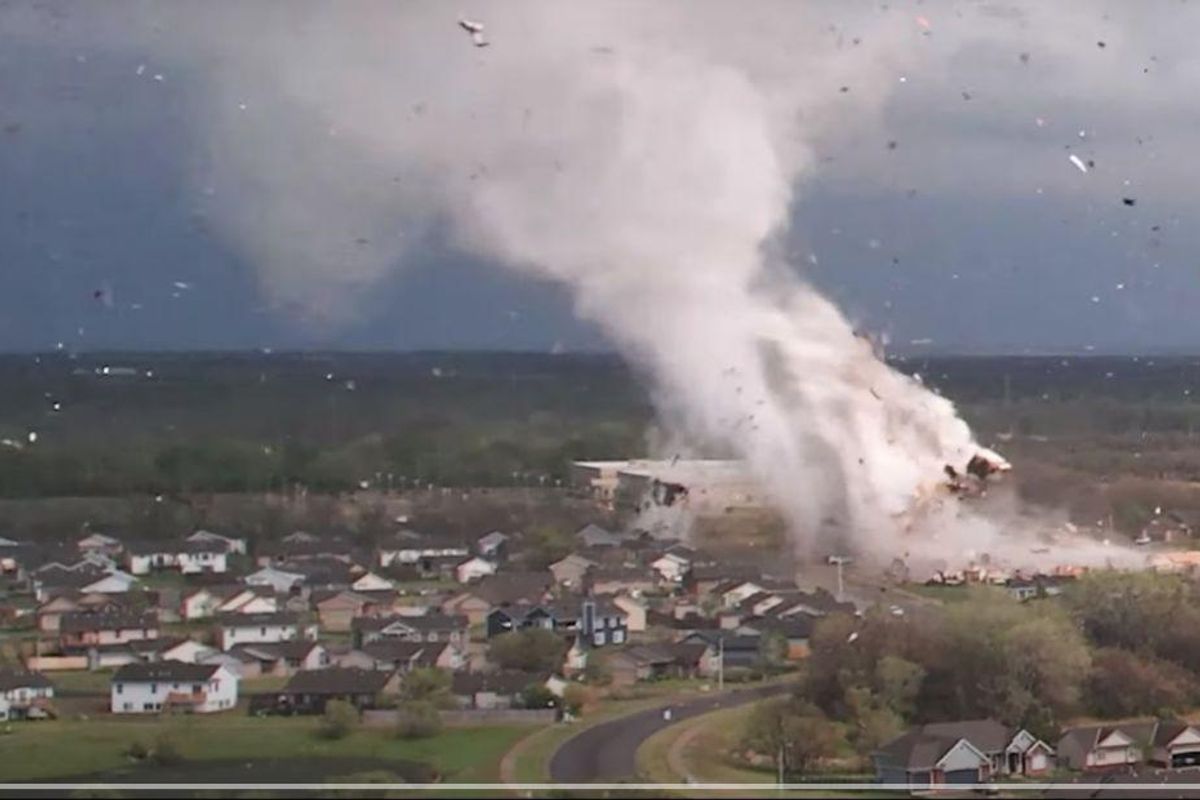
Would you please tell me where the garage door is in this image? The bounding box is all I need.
[944,769,980,784]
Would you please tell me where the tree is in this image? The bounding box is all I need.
[1087,648,1197,718]
[523,525,573,571]
[873,655,924,718]
[757,631,788,669]
[394,700,442,739]
[521,683,558,710]
[318,699,359,740]
[401,668,453,708]
[488,629,568,673]
[741,698,839,778]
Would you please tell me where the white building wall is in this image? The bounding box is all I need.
[111,668,238,714]
[220,623,298,650]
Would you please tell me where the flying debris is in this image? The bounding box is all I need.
[1068,154,1089,173]
[1122,197,1136,206]
[173,281,193,291]
[847,632,859,643]
[27,431,37,444]
[458,18,489,47]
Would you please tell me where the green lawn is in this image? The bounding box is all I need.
[0,715,530,782]
[902,583,975,603]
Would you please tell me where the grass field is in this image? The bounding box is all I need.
[636,705,885,799]
[0,714,531,782]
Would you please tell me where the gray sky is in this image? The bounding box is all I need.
[1,0,1197,354]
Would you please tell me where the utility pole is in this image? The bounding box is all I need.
[828,555,852,603]
[718,636,724,692]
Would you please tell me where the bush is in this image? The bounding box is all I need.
[394,700,442,740]
[151,734,185,766]
[318,699,359,740]
[124,740,149,761]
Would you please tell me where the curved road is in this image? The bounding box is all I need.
[549,682,796,783]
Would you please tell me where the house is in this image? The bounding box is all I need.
[377,530,470,569]
[276,667,399,713]
[0,669,55,720]
[612,595,648,633]
[226,641,329,678]
[181,585,278,621]
[32,566,138,602]
[575,524,624,548]
[110,660,238,714]
[740,615,815,660]
[1147,720,1200,769]
[244,566,306,594]
[36,591,133,633]
[361,640,463,672]
[351,572,393,592]
[73,636,217,672]
[650,552,690,584]
[477,531,509,560]
[455,557,497,584]
[918,720,1054,778]
[873,730,992,785]
[186,529,247,555]
[1140,514,1193,545]
[351,614,468,647]
[59,610,159,648]
[1058,724,1144,772]
[125,540,228,576]
[486,599,628,647]
[1004,575,1073,602]
[216,612,317,650]
[77,532,123,556]
[549,554,596,588]
[442,572,554,626]
[451,671,545,710]
[679,632,761,670]
[606,642,712,687]
[255,533,360,567]
[314,590,393,633]
[590,566,658,597]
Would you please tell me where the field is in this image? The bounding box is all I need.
[0,352,1199,544]
[0,714,531,782]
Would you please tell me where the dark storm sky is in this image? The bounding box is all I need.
[2,1,1198,355]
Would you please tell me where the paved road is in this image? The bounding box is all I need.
[549,682,796,783]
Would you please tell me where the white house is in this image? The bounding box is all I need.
[180,586,278,621]
[111,660,238,714]
[351,572,393,592]
[477,531,509,559]
[127,541,227,576]
[77,532,122,554]
[216,612,317,651]
[455,557,497,584]
[0,669,54,720]
[650,552,690,583]
[377,530,470,568]
[159,639,218,664]
[244,566,305,594]
[187,529,247,555]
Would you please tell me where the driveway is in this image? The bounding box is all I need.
[549,681,795,783]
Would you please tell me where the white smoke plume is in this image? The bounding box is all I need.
[3,0,1155,566]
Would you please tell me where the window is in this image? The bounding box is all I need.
[150,683,157,694]
[593,632,606,646]
[260,627,267,636]
[192,684,202,693]
[613,630,625,644]
[123,702,132,711]
[143,702,155,711]
[116,684,123,694]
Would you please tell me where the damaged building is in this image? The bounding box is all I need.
[570,459,762,516]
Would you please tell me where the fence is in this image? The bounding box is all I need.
[362,708,556,727]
